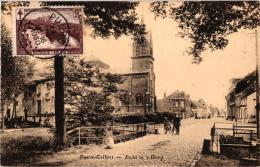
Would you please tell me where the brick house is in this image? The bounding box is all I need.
[157,90,193,119]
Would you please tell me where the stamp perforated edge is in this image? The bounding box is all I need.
[12,6,84,57]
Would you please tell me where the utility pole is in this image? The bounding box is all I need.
[54,55,66,147]
[256,29,260,139]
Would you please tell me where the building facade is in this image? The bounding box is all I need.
[112,28,156,115]
[191,99,210,119]
[157,91,193,119]
[226,71,257,123]
[3,58,110,127]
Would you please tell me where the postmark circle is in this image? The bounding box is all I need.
[17,7,70,59]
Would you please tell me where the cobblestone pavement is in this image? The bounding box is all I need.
[35,118,221,166]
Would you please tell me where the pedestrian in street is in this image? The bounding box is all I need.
[171,116,175,135]
[163,117,171,134]
[174,115,181,135]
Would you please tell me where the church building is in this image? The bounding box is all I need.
[112,19,156,115]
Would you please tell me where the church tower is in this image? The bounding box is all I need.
[132,17,154,73]
[131,16,156,113]
[113,16,157,114]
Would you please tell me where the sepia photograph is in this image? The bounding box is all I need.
[1,1,259,166]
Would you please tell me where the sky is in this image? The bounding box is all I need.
[83,2,257,109]
[2,2,257,109]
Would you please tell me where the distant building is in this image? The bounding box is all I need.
[157,90,193,119]
[226,70,256,123]
[191,99,210,119]
[23,76,55,125]
[3,69,54,123]
[3,58,110,127]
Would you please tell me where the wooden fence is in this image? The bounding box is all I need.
[67,122,158,146]
[212,122,257,140]
[211,122,257,158]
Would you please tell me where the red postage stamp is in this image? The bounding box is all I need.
[14,7,83,56]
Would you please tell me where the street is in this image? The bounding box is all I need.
[33,118,220,166]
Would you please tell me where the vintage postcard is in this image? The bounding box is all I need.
[1,1,259,167]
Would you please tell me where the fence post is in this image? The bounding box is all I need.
[250,130,253,145]
[141,124,143,136]
[233,124,235,137]
[78,128,81,146]
[249,130,253,159]
[142,124,144,137]
[235,123,237,137]
[123,126,125,142]
[145,123,147,135]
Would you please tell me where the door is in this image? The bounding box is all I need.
[37,100,41,116]
[6,109,11,118]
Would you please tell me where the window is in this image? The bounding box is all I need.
[119,100,122,107]
[136,47,141,56]
[180,101,185,108]
[37,85,41,96]
[145,62,149,68]
[172,101,178,107]
[135,93,144,106]
[119,92,130,106]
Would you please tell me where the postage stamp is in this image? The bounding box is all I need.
[14,7,83,56]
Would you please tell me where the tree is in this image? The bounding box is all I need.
[1,23,34,128]
[40,1,147,147]
[150,1,259,63]
[41,1,147,43]
[3,1,147,146]
[64,58,122,131]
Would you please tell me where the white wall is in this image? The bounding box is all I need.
[247,92,256,119]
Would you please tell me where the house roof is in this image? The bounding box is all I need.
[191,100,206,109]
[85,59,110,69]
[234,70,256,96]
[25,74,53,86]
[165,90,190,100]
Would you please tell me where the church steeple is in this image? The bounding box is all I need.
[131,17,154,73]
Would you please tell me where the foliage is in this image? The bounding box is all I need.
[64,58,122,130]
[1,23,34,103]
[41,1,147,44]
[1,135,53,165]
[115,112,177,124]
[150,1,260,63]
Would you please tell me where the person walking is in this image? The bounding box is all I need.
[174,115,181,135]
[171,116,175,135]
[163,117,171,134]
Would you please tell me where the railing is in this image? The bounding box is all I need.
[67,122,158,146]
[213,122,257,140]
[211,122,257,158]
